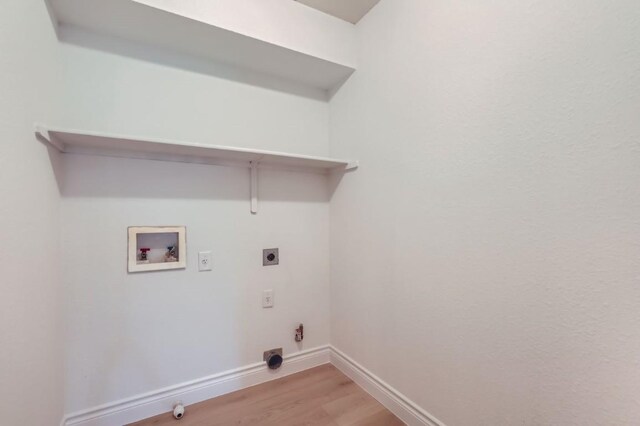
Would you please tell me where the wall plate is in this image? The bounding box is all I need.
[263,248,279,266]
[262,289,274,308]
[198,251,212,271]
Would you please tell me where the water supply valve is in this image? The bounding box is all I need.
[139,247,151,262]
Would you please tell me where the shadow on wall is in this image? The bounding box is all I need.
[59,153,334,203]
[58,26,329,102]
[328,165,358,199]
[39,132,65,196]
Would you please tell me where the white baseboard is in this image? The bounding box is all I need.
[62,345,442,426]
[63,345,330,426]
[330,346,445,426]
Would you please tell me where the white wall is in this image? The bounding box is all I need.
[0,0,65,425]
[329,1,640,425]
[59,39,329,156]
[7,1,638,423]
[59,42,332,413]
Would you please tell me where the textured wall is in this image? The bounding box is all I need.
[59,41,332,413]
[329,0,640,424]
[0,0,65,425]
[58,38,330,156]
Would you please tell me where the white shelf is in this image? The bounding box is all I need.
[48,0,356,92]
[35,125,357,171]
[35,124,358,214]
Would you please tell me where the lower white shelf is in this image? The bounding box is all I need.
[35,124,358,213]
[35,125,358,171]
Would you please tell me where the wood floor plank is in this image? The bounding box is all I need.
[350,410,405,426]
[128,364,404,426]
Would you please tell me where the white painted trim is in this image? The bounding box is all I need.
[330,346,446,426]
[63,345,330,426]
[61,345,443,426]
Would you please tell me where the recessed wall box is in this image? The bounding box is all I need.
[128,226,186,273]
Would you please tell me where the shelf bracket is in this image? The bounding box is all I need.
[34,123,64,152]
[250,161,258,214]
[346,161,359,170]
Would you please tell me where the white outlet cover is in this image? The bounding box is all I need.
[263,289,274,308]
[198,251,212,271]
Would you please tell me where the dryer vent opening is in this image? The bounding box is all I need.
[263,348,283,370]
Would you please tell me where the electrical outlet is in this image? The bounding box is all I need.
[263,248,279,266]
[198,251,212,271]
[263,289,274,308]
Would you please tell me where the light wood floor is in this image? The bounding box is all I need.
[129,364,404,426]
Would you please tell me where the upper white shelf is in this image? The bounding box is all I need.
[48,0,356,92]
[35,125,358,172]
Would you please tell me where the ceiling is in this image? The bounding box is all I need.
[295,0,381,24]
